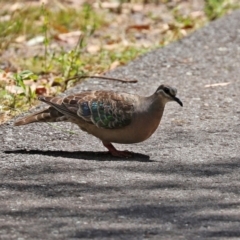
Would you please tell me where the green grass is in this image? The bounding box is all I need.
[205,0,239,20]
[0,3,106,121]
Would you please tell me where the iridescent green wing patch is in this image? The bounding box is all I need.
[88,100,133,129]
[62,91,135,129]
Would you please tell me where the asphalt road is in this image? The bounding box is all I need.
[1,10,240,240]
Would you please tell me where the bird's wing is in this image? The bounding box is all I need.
[39,91,136,129]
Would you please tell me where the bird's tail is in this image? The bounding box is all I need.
[14,107,64,126]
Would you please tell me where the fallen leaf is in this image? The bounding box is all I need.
[190,11,204,18]
[10,3,23,12]
[94,2,120,9]
[0,71,14,83]
[126,24,150,32]
[5,85,24,94]
[56,30,82,45]
[110,60,120,70]
[180,29,187,36]
[87,45,100,54]
[36,86,47,95]
[52,23,69,34]
[159,23,169,33]
[23,79,35,86]
[27,36,45,46]
[15,35,26,43]
[204,82,231,88]
[131,4,143,12]
[103,43,120,50]
[0,15,11,22]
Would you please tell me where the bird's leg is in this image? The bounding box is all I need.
[102,141,132,158]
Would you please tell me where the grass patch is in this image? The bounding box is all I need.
[205,0,239,20]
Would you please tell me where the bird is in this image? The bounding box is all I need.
[14,84,183,157]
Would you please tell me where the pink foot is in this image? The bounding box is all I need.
[102,142,132,158]
[108,149,132,158]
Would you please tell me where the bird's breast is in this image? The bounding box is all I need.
[83,110,163,144]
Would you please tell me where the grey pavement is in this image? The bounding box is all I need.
[1,10,240,240]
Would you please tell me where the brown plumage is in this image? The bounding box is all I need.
[15,84,183,157]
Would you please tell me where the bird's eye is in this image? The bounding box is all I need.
[164,87,170,94]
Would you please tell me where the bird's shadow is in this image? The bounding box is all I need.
[4,149,152,162]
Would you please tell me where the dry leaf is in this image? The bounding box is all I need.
[27,36,45,46]
[15,35,26,43]
[0,71,14,83]
[0,15,11,22]
[36,86,47,95]
[52,23,69,34]
[126,24,150,32]
[180,29,187,36]
[56,31,82,45]
[204,82,231,88]
[5,85,23,94]
[10,3,23,12]
[94,2,120,9]
[110,60,120,70]
[103,43,121,50]
[87,45,100,54]
[131,4,143,12]
[190,11,204,18]
[23,79,35,86]
[159,23,169,33]
[67,0,85,7]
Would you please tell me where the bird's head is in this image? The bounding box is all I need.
[155,84,183,107]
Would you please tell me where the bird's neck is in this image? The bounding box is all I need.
[133,93,165,140]
[145,93,165,112]
[136,93,165,119]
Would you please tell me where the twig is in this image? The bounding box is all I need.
[66,75,138,84]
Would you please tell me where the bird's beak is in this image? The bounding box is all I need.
[173,97,183,107]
